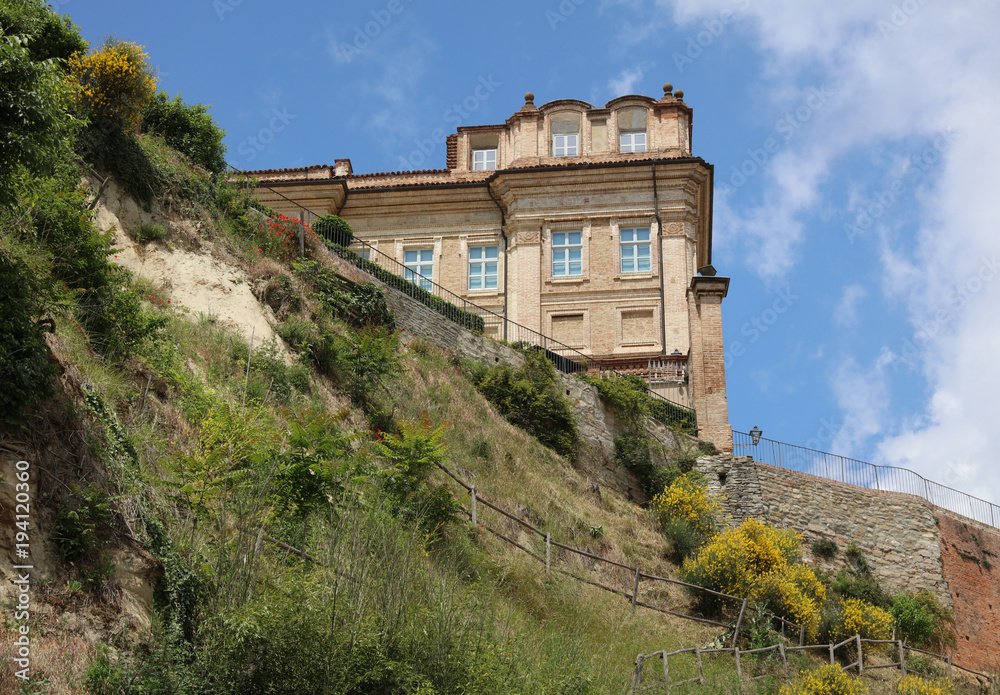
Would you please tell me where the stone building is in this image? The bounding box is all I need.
[242,85,732,450]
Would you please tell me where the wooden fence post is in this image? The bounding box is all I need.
[632,568,641,611]
[829,643,835,665]
[735,648,742,678]
[946,656,952,685]
[631,655,645,694]
[696,646,704,684]
[545,533,551,574]
[663,650,670,686]
[856,635,864,674]
[732,598,748,648]
[470,485,477,525]
[799,624,806,646]
[899,641,906,676]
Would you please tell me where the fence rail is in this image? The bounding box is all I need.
[732,431,1000,530]
[434,461,749,643]
[632,637,998,693]
[232,169,698,431]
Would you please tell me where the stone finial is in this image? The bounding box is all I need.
[524,92,535,104]
[663,83,673,96]
[674,89,685,100]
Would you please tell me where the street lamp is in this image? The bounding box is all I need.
[749,425,763,446]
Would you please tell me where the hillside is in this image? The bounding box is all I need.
[1,5,994,693]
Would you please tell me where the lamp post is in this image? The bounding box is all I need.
[749,425,763,446]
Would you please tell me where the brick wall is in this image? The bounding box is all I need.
[935,513,1000,672]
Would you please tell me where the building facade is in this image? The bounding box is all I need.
[244,85,732,450]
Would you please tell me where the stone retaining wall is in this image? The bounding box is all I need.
[693,453,1000,671]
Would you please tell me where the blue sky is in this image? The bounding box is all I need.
[66,0,1000,505]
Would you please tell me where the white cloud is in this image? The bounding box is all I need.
[655,0,1000,507]
[833,284,867,328]
[608,64,650,97]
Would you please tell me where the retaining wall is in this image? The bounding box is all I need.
[693,454,1000,672]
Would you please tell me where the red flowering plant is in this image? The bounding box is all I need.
[245,213,324,263]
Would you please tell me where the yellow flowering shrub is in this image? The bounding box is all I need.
[755,564,826,639]
[832,598,894,650]
[895,675,953,695]
[681,519,825,638]
[68,38,157,131]
[650,472,721,535]
[780,665,867,695]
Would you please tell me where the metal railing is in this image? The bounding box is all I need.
[230,169,698,431]
[733,431,999,529]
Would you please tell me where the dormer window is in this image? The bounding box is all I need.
[469,131,500,170]
[551,115,580,156]
[617,107,647,153]
[473,149,496,170]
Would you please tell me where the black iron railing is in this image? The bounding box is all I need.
[733,431,999,529]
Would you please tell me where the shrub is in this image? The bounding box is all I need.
[375,413,458,535]
[68,37,157,132]
[135,221,166,242]
[314,213,353,247]
[0,0,88,65]
[661,518,704,563]
[0,248,57,425]
[472,350,578,459]
[614,433,673,497]
[141,90,226,173]
[831,598,894,648]
[831,569,892,610]
[681,518,825,637]
[891,590,954,650]
[779,665,867,695]
[811,538,838,559]
[650,472,720,537]
[53,483,113,564]
[895,675,954,695]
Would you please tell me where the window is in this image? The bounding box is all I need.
[553,133,578,156]
[552,231,583,277]
[620,227,651,273]
[468,245,498,290]
[472,148,496,170]
[617,107,647,153]
[551,116,580,156]
[619,131,646,153]
[404,248,434,290]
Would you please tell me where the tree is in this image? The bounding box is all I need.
[142,91,227,173]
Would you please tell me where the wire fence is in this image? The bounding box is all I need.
[230,168,698,431]
[632,636,998,693]
[732,431,1000,530]
[433,460,749,643]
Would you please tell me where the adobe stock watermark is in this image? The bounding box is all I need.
[213,0,244,21]
[332,0,410,63]
[672,0,750,73]
[843,129,957,244]
[884,254,1000,371]
[724,285,799,368]
[718,85,834,193]
[396,75,501,170]
[545,0,587,31]
[878,0,932,38]
[10,459,34,683]
[235,107,295,165]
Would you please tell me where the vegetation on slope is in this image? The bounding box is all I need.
[0,3,977,693]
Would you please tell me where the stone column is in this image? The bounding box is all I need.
[687,276,732,451]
